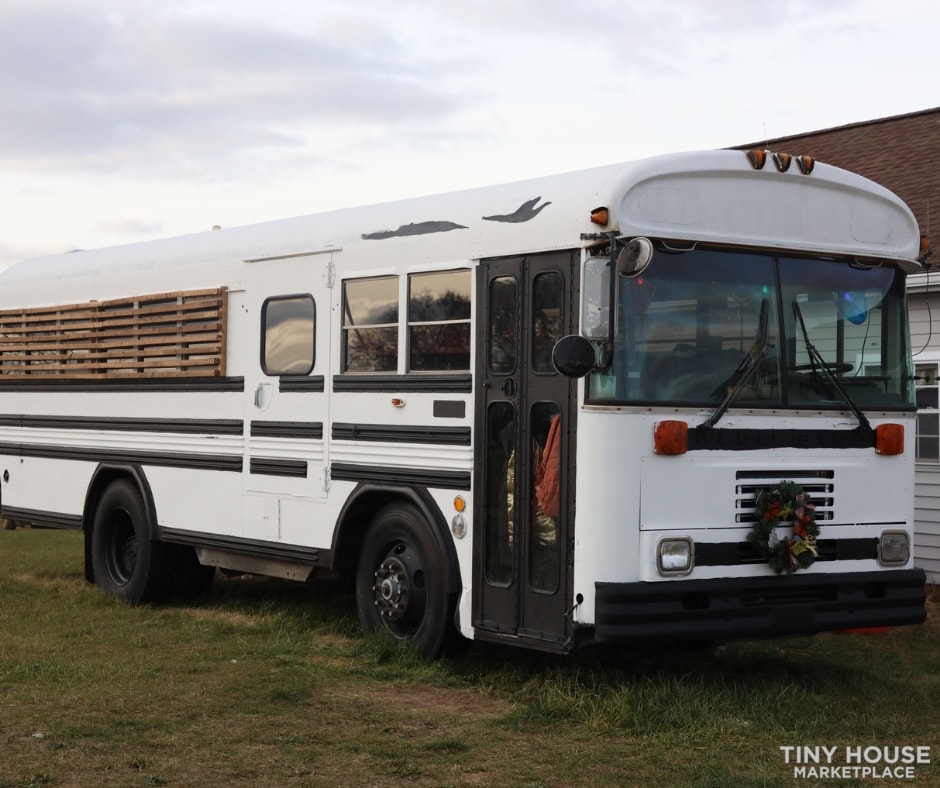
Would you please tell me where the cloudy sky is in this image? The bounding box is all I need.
[1,0,936,269]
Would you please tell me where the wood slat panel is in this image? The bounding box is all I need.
[0,288,228,378]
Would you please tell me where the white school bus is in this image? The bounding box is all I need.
[0,149,927,657]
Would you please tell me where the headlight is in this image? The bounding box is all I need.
[657,537,694,576]
[878,531,910,566]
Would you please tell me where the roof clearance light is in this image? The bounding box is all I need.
[875,423,904,456]
[653,420,688,455]
[796,155,815,175]
[590,206,609,226]
[746,149,767,170]
[773,152,792,172]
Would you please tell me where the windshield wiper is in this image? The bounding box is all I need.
[701,298,772,429]
[791,300,871,431]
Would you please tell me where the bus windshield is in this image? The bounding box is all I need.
[587,247,914,411]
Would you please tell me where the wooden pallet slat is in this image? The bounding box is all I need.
[0,331,224,353]
[0,287,228,379]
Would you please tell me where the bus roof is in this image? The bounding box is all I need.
[0,149,921,307]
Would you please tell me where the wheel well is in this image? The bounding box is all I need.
[331,484,461,593]
[82,464,156,583]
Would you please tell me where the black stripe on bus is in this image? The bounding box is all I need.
[331,423,471,445]
[158,527,327,565]
[0,376,245,393]
[250,421,323,439]
[332,374,472,393]
[694,537,878,566]
[0,415,243,435]
[249,457,308,477]
[330,462,471,490]
[278,375,326,393]
[1,506,82,530]
[0,442,243,472]
[688,427,877,451]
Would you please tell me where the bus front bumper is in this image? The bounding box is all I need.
[594,568,926,643]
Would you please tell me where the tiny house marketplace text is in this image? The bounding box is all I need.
[780,745,931,780]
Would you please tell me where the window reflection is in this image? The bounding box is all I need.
[591,248,913,411]
[485,401,515,586]
[532,272,562,374]
[408,270,471,371]
[488,277,517,374]
[262,295,315,375]
[343,276,398,372]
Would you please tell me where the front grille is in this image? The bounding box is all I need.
[734,469,834,523]
[691,470,878,568]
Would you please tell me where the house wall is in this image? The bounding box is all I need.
[909,290,940,582]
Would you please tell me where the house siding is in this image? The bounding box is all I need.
[911,294,940,582]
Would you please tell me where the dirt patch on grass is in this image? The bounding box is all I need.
[328,681,511,722]
[185,606,264,628]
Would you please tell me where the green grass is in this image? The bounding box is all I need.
[0,527,937,786]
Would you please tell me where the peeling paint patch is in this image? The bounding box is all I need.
[361,221,468,240]
[482,197,552,223]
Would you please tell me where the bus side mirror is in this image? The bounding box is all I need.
[553,335,596,378]
[615,236,653,278]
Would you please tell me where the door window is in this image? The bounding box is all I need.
[488,276,518,374]
[531,272,563,374]
[485,401,516,586]
[261,294,315,375]
[529,401,561,593]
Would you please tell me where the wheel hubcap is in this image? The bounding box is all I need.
[372,543,427,633]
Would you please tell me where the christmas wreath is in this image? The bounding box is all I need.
[748,481,819,574]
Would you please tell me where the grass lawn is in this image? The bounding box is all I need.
[0,527,937,787]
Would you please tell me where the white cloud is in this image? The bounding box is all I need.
[0,1,465,179]
[0,0,936,269]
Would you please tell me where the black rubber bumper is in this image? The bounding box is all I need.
[594,568,926,643]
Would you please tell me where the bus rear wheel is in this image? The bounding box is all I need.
[355,502,454,659]
[91,479,172,604]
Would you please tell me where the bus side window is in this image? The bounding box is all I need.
[342,276,399,372]
[261,294,316,375]
[408,269,471,371]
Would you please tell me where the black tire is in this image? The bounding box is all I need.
[91,479,172,604]
[355,502,457,659]
[171,545,216,600]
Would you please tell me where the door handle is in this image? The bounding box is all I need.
[501,378,517,398]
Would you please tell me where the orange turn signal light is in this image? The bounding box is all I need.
[875,423,904,456]
[654,420,688,455]
[590,206,609,226]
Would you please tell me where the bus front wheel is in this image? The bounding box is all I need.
[355,502,454,659]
